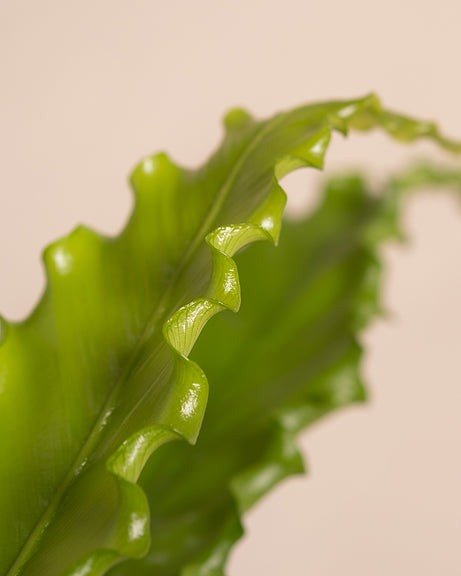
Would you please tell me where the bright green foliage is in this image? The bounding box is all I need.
[0,96,459,576]
[110,165,461,576]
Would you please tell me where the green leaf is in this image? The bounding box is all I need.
[108,164,461,576]
[0,95,459,576]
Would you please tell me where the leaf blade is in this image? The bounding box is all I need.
[1,96,459,575]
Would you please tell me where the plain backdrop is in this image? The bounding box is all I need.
[1,1,461,574]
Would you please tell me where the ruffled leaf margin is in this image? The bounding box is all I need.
[2,95,460,576]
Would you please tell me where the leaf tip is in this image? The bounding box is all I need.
[222,108,254,131]
[130,152,178,198]
[42,225,102,279]
[43,241,75,277]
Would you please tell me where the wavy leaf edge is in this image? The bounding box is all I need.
[177,164,461,576]
[3,93,460,576]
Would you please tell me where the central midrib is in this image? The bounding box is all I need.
[6,110,292,575]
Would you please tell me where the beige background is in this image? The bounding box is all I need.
[1,1,461,574]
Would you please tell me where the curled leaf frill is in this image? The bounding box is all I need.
[1,94,460,576]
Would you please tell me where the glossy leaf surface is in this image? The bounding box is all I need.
[111,165,461,576]
[0,96,459,576]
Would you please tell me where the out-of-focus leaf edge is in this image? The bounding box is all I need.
[2,94,460,576]
[180,163,461,576]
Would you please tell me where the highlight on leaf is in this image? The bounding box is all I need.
[0,94,460,576]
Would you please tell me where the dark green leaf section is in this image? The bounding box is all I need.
[0,95,459,576]
[112,165,461,576]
